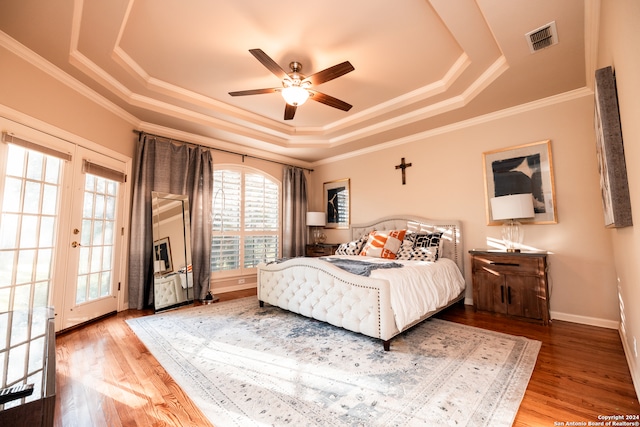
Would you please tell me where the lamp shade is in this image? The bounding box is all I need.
[282,86,310,106]
[306,211,326,226]
[490,194,535,221]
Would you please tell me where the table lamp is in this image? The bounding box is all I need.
[306,211,326,244]
[490,193,535,252]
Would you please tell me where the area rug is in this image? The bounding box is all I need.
[127,297,540,427]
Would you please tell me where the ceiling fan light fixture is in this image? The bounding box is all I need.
[281,86,310,106]
[230,49,354,119]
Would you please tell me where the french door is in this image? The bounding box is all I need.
[59,147,126,330]
[0,128,127,332]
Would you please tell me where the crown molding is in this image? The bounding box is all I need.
[314,87,593,166]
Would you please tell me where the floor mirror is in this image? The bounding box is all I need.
[151,192,194,311]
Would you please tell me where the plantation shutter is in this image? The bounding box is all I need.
[211,170,241,271]
[211,168,280,274]
[244,173,279,267]
[244,173,279,231]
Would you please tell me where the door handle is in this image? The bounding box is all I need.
[71,241,82,248]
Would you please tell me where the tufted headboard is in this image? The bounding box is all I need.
[350,216,464,276]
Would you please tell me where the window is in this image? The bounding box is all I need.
[211,167,280,277]
[76,173,119,304]
[0,142,64,312]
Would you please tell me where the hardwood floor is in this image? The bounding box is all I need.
[54,289,638,426]
[436,305,639,425]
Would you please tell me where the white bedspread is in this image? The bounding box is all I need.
[329,255,465,332]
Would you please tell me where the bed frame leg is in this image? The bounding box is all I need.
[383,340,390,351]
[259,300,264,307]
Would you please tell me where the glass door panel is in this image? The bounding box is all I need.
[0,144,63,313]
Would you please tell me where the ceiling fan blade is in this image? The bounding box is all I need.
[303,61,354,86]
[284,103,297,120]
[309,91,352,111]
[229,88,279,96]
[249,49,289,80]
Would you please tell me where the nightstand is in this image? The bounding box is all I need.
[306,243,339,257]
[469,250,550,325]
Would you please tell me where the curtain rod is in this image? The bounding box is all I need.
[133,130,313,172]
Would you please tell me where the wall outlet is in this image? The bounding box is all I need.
[238,278,245,284]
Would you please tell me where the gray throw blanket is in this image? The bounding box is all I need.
[320,257,404,277]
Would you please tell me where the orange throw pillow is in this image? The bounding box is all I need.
[360,230,407,259]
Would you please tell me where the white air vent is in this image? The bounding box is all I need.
[525,21,558,53]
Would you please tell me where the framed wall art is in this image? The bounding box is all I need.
[154,237,173,275]
[483,140,557,225]
[324,178,350,229]
[594,66,632,228]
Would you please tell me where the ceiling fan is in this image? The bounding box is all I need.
[229,49,354,120]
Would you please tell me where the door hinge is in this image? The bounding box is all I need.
[118,282,121,291]
[121,227,124,236]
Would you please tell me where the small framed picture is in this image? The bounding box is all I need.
[324,179,350,229]
[483,140,557,225]
[154,237,173,275]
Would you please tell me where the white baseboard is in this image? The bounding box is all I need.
[211,283,257,295]
[464,299,620,329]
[618,327,640,400]
[550,310,620,330]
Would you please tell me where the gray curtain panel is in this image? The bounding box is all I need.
[129,134,213,309]
[282,166,308,258]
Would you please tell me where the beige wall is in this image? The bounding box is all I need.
[0,45,136,158]
[310,93,620,326]
[597,0,640,396]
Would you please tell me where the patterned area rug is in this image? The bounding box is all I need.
[127,297,540,427]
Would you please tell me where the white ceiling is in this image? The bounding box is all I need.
[0,0,591,164]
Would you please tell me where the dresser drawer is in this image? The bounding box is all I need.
[472,254,541,276]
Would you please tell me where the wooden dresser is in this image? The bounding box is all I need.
[469,250,550,325]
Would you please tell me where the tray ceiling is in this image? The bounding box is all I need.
[0,0,591,164]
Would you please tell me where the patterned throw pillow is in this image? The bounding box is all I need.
[335,234,368,255]
[360,230,407,259]
[411,246,439,261]
[397,233,440,261]
[397,232,443,261]
[396,235,416,260]
[413,232,442,249]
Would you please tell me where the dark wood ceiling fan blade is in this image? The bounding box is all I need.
[229,88,279,96]
[284,103,297,120]
[249,49,289,80]
[309,91,352,111]
[303,61,354,86]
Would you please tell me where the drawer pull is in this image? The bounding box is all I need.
[489,262,520,267]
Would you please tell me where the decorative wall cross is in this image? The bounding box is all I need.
[395,158,412,185]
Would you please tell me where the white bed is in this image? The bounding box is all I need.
[257,216,466,350]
